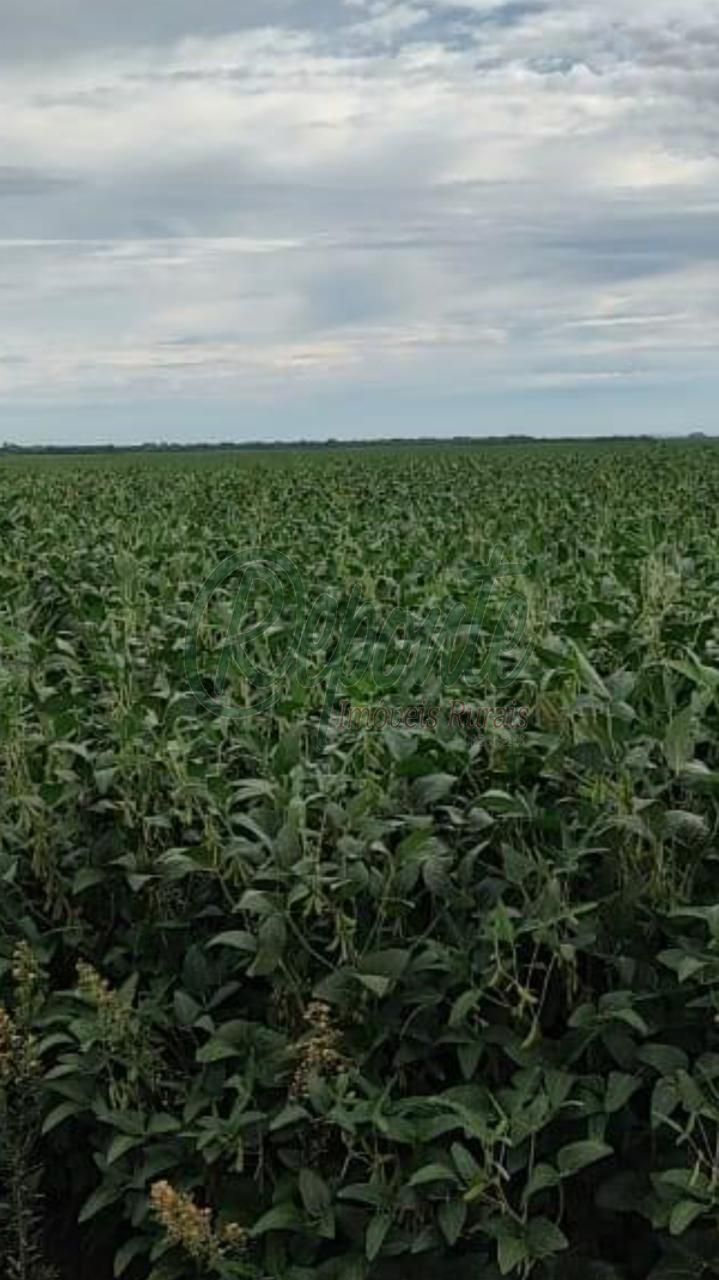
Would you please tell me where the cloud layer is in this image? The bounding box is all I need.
[1,0,718,439]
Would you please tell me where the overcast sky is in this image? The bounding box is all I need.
[1,0,718,443]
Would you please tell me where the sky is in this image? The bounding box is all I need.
[0,0,718,444]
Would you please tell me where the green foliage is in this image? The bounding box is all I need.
[2,441,719,1278]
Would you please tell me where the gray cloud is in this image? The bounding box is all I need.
[0,1,343,62]
[0,0,717,436]
[0,166,80,197]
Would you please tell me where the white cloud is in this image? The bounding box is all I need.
[0,0,717,429]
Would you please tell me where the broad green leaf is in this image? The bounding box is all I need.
[208,931,258,953]
[299,1169,332,1216]
[365,1214,391,1262]
[107,1133,144,1165]
[527,1216,569,1259]
[605,1072,641,1114]
[522,1164,560,1203]
[114,1238,148,1278]
[249,913,287,976]
[664,706,695,773]
[79,1184,123,1223]
[413,774,456,806]
[250,1204,302,1236]
[42,1101,84,1134]
[669,1200,707,1236]
[497,1232,528,1276]
[638,1045,689,1075]
[451,1142,482,1183]
[438,1199,467,1245]
[558,1141,613,1176]
[408,1163,458,1187]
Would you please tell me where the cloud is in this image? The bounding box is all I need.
[0,165,79,197]
[0,0,717,436]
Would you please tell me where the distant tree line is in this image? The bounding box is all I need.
[0,432,707,457]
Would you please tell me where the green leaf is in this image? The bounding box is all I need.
[114,1238,147,1278]
[413,773,456,806]
[147,1113,181,1135]
[481,789,530,817]
[503,847,533,884]
[450,989,481,1027]
[638,1045,689,1075]
[79,1184,122,1223]
[438,1199,467,1245]
[664,706,695,773]
[238,889,275,916]
[250,1204,302,1236]
[662,810,709,845]
[339,1184,388,1208]
[568,639,610,698]
[527,1216,569,1259]
[249,913,287,976]
[652,1077,680,1129]
[316,1208,336,1241]
[337,1257,368,1280]
[94,766,117,796]
[298,1169,332,1217]
[157,850,203,881]
[523,1164,560,1204]
[677,956,707,983]
[468,806,495,831]
[196,1037,238,1064]
[669,1200,707,1236]
[365,1214,391,1262]
[497,1232,528,1276]
[611,1007,649,1035]
[451,1142,482,1183]
[408,1163,458,1187]
[457,1041,483,1081]
[558,1141,613,1176]
[72,867,106,894]
[41,1100,84,1134]
[659,950,707,983]
[676,1071,707,1115]
[605,1072,641,1114]
[274,729,302,775]
[107,1133,144,1165]
[173,990,201,1026]
[270,1104,310,1131]
[208,931,258,953]
[356,973,391,998]
[358,949,410,979]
